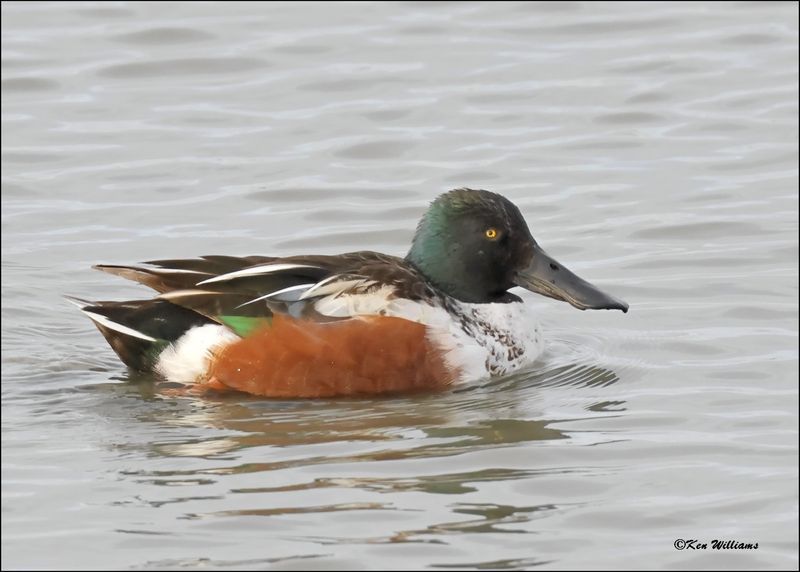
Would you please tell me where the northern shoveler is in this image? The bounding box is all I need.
[71,188,628,398]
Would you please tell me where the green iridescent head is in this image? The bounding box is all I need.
[406,188,628,311]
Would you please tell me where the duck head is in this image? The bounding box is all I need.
[405,188,628,311]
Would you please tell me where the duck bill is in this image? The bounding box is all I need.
[515,246,628,312]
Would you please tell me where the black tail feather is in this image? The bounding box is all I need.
[70,298,215,371]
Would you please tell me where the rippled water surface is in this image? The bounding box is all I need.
[2,1,798,570]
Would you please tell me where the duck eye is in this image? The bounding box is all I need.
[485,228,499,240]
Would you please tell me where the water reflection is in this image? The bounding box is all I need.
[74,352,629,568]
[92,357,627,504]
[234,468,544,496]
[432,556,552,570]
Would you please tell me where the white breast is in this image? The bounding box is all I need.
[450,302,544,377]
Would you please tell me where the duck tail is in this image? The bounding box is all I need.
[65,296,215,371]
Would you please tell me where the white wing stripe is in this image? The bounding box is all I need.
[159,289,225,300]
[297,274,345,300]
[81,310,158,342]
[235,283,316,308]
[299,276,376,301]
[197,263,323,285]
[148,268,207,274]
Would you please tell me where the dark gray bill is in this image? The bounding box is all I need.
[514,245,628,312]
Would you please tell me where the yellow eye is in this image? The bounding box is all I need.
[485,228,498,239]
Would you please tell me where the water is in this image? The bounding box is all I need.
[2,1,797,569]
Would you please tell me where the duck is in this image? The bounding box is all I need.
[71,188,628,398]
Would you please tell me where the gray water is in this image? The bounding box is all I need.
[2,1,798,570]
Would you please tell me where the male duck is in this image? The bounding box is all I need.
[73,188,628,398]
